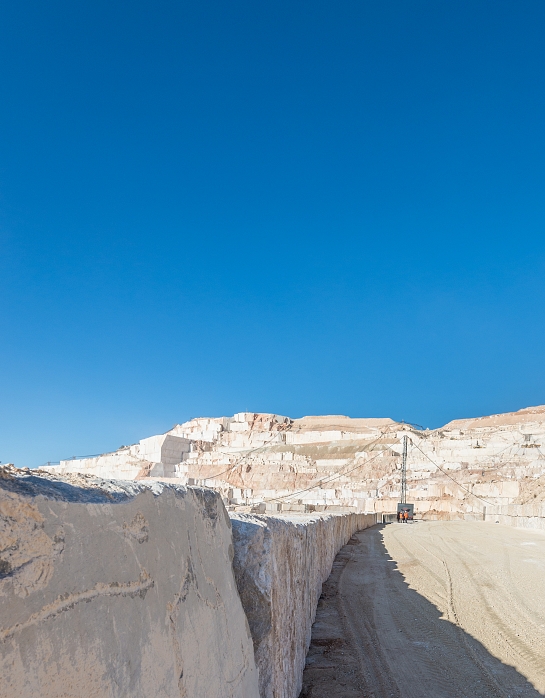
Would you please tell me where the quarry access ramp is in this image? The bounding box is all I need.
[300,520,545,697]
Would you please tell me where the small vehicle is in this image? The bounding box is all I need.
[397,503,414,522]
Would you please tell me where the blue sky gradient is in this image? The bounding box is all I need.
[1,1,545,465]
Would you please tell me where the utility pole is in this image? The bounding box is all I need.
[401,435,408,505]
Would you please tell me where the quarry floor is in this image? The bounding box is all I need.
[299,520,545,698]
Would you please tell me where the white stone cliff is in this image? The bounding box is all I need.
[46,406,545,519]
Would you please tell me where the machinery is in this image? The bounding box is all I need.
[397,434,414,521]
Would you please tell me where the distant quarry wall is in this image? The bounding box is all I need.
[483,502,545,530]
[0,468,376,698]
[410,502,545,529]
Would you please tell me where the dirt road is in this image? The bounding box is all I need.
[299,521,545,698]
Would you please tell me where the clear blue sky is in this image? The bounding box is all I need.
[1,1,545,466]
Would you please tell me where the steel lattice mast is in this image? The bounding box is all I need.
[401,434,408,505]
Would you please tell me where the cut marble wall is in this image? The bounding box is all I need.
[0,468,259,698]
[230,512,377,698]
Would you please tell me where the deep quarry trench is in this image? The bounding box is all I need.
[300,521,545,698]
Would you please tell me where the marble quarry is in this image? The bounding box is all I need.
[6,405,545,696]
[47,406,545,521]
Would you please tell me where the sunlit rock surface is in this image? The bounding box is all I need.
[44,406,545,522]
[0,468,259,698]
[230,512,376,698]
[49,434,191,480]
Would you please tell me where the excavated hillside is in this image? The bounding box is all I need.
[47,406,545,519]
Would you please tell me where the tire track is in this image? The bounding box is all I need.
[428,527,545,682]
[337,536,401,698]
[300,523,545,698]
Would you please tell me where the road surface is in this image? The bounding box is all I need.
[299,520,545,698]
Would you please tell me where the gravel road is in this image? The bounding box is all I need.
[299,521,545,698]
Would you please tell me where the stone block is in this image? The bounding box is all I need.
[0,469,258,698]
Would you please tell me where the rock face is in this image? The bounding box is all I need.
[483,502,545,529]
[44,407,545,519]
[0,469,259,698]
[230,512,377,698]
[0,467,379,698]
[51,434,191,480]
